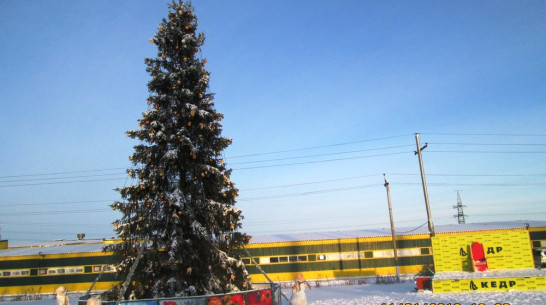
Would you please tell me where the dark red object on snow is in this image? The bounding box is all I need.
[415,276,431,290]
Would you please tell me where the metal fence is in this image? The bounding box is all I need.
[80,283,280,305]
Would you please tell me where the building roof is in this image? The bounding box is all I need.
[0,239,111,258]
[249,220,546,244]
[1,220,545,257]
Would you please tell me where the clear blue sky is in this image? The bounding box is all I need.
[1,1,545,243]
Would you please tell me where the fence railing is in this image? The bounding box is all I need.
[80,283,281,305]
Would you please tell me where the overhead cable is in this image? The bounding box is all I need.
[227,134,414,159]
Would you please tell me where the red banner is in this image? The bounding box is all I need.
[246,290,272,305]
[207,293,244,305]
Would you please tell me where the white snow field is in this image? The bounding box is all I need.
[2,280,546,305]
[278,280,546,305]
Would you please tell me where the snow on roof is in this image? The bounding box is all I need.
[433,268,546,280]
[0,239,110,258]
[249,220,546,244]
[8,238,107,248]
[2,221,545,256]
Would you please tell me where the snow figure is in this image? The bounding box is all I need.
[290,273,311,305]
[55,286,70,305]
[108,0,251,299]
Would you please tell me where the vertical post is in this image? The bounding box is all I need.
[415,133,435,237]
[384,174,400,282]
[118,237,148,304]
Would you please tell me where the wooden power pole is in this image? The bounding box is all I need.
[415,133,435,237]
[384,174,400,282]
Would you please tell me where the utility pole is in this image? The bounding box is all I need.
[415,133,435,236]
[453,190,467,224]
[384,174,400,282]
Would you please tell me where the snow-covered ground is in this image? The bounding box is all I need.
[279,280,546,305]
[2,281,545,305]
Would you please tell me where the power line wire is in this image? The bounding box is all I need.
[472,200,546,206]
[421,133,546,137]
[243,210,390,225]
[471,212,546,217]
[245,217,447,235]
[4,198,541,221]
[227,134,414,159]
[0,167,127,179]
[1,222,115,228]
[389,173,546,177]
[397,221,429,234]
[0,177,126,188]
[0,199,115,207]
[239,172,546,192]
[2,230,114,236]
[429,142,546,146]
[1,180,543,209]
[0,137,412,180]
[240,175,380,191]
[233,151,410,171]
[396,182,546,187]
[238,184,380,201]
[229,145,413,165]
[428,150,546,154]
[0,209,110,216]
[0,173,126,183]
[2,135,544,181]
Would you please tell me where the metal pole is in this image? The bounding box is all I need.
[383,174,400,282]
[415,133,435,236]
[241,244,291,305]
[118,237,148,304]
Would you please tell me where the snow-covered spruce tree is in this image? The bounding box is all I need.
[110,1,251,299]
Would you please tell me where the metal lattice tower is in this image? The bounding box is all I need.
[453,190,467,224]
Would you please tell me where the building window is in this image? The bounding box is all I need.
[317,255,326,261]
[270,257,279,263]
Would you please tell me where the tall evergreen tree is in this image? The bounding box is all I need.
[110,1,251,298]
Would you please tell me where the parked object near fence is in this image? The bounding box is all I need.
[415,277,431,290]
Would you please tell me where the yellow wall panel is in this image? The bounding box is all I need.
[433,276,546,293]
[249,265,421,283]
[431,230,534,272]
